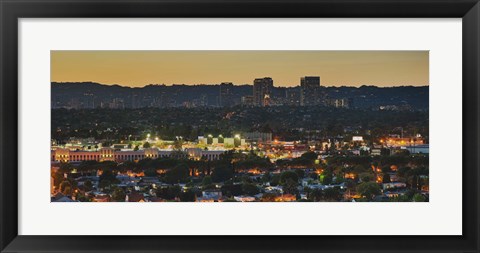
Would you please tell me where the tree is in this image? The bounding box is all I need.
[119,160,137,173]
[156,185,181,200]
[143,142,151,148]
[359,172,374,182]
[221,183,243,197]
[137,158,153,170]
[321,173,333,185]
[242,183,260,196]
[262,172,272,183]
[165,164,190,184]
[59,162,74,173]
[99,169,117,186]
[334,175,345,184]
[211,164,234,182]
[412,193,426,202]
[202,176,213,186]
[390,194,410,202]
[173,139,184,150]
[52,170,65,188]
[294,169,305,179]
[77,195,90,202]
[397,167,412,178]
[144,168,158,177]
[59,180,72,195]
[99,179,112,191]
[356,182,381,200]
[282,178,299,195]
[344,179,357,191]
[323,187,343,201]
[382,173,391,183]
[179,189,196,202]
[111,187,126,202]
[353,165,368,174]
[308,188,324,202]
[201,176,215,190]
[280,171,299,184]
[78,160,100,173]
[300,151,317,162]
[269,174,280,186]
[240,175,253,184]
[381,165,392,173]
[83,180,93,192]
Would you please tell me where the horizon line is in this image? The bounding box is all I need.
[51,81,430,89]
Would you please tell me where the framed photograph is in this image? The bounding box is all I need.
[1,0,479,252]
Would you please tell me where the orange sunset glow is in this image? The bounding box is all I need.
[51,50,429,87]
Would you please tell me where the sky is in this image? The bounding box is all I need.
[51,50,429,87]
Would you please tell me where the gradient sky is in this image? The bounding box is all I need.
[51,51,429,87]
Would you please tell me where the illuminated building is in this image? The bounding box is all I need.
[241,95,254,106]
[197,136,246,147]
[92,194,110,202]
[274,194,296,202]
[382,182,407,190]
[285,88,301,106]
[300,76,320,106]
[253,77,273,106]
[51,147,226,163]
[197,189,223,202]
[325,98,351,108]
[100,148,115,161]
[243,132,272,143]
[234,196,256,202]
[383,137,424,147]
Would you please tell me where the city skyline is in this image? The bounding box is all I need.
[51,51,429,87]
[51,50,429,202]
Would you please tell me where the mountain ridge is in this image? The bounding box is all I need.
[51,82,429,110]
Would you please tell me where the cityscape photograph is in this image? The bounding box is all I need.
[51,50,429,202]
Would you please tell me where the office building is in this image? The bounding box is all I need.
[253,77,274,106]
[300,76,320,106]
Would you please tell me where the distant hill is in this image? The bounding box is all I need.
[51,82,429,110]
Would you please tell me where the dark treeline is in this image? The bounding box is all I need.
[52,106,428,143]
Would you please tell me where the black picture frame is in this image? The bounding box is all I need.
[1,0,479,252]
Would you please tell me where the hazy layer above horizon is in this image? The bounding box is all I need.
[51,50,429,87]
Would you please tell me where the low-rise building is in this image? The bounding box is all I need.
[197,189,223,202]
[402,144,429,154]
[51,147,227,163]
[382,182,407,190]
[234,196,256,202]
